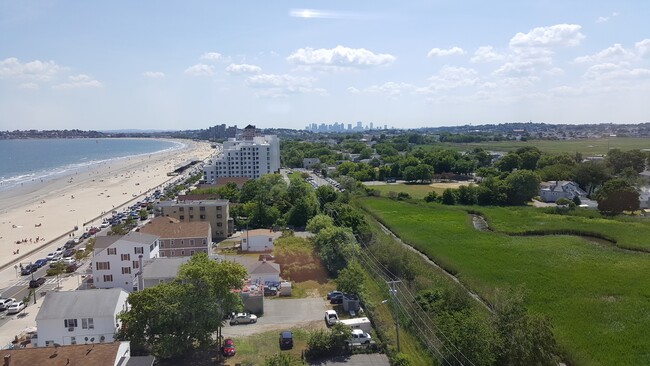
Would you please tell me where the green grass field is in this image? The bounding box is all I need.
[359,198,650,366]
[368,182,468,200]
[424,137,650,154]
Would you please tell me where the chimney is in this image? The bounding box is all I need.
[4,355,10,366]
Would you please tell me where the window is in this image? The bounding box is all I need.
[216,206,222,211]
[202,239,206,245]
[170,240,174,245]
[107,248,117,255]
[135,247,144,254]
[189,206,194,211]
[181,250,185,256]
[179,215,184,220]
[217,214,222,218]
[189,215,194,219]
[96,262,110,270]
[122,267,131,274]
[179,207,184,212]
[133,260,140,269]
[190,250,195,255]
[103,275,113,282]
[121,253,130,261]
[82,318,94,329]
[180,240,184,245]
[200,215,206,220]
[217,222,222,227]
[70,337,76,344]
[64,319,78,328]
[171,251,175,256]
[190,239,195,246]
[200,206,205,211]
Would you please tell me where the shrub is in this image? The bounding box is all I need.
[396,192,411,200]
[424,191,438,203]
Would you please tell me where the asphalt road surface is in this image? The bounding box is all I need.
[222,297,328,337]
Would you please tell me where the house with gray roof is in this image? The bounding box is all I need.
[34,288,128,348]
[93,232,160,292]
[139,257,190,290]
[539,181,587,203]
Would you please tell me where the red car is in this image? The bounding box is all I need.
[221,338,236,357]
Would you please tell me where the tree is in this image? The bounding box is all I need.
[495,153,522,172]
[424,191,438,202]
[436,309,499,366]
[504,170,540,205]
[457,185,478,205]
[573,161,611,195]
[595,178,640,215]
[217,181,240,202]
[315,185,338,210]
[335,260,365,296]
[312,226,359,274]
[606,149,647,174]
[515,147,541,170]
[306,214,334,234]
[117,254,247,359]
[441,188,457,205]
[286,177,319,227]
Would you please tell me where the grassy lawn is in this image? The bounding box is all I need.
[424,137,650,154]
[227,328,310,365]
[359,198,650,366]
[369,183,468,200]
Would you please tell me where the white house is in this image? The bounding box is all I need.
[93,232,160,292]
[34,288,129,347]
[249,261,281,283]
[241,229,280,252]
[539,181,587,203]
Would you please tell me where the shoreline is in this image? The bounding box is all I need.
[0,139,214,271]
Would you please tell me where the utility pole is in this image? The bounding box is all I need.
[387,280,401,352]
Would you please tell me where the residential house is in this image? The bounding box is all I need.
[241,229,281,252]
[0,342,153,366]
[93,232,160,292]
[138,216,211,258]
[155,199,232,239]
[138,257,190,290]
[222,255,281,284]
[34,288,128,347]
[539,181,587,203]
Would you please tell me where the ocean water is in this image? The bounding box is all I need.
[0,138,183,191]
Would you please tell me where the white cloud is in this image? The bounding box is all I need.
[225,63,262,75]
[636,39,650,58]
[417,66,479,94]
[53,74,102,89]
[549,85,583,96]
[584,62,650,81]
[596,12,618,23]
[18,82,39,89]
[573,44,634,63]
[427,46,465,57]
[287,45,395,70]
[544,67,564,76]
[346,86,360,94]
[0,57,63,81]
[184,64,215,77]
[245,73,326,97]
[509,24,585,49]
[142,71,165,79]
[470,46,504,63]
[364,82,415,97]
[200,52,223,61]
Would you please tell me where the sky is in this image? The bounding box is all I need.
[1,1,649,131]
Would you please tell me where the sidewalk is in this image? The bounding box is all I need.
[0,267,84,348]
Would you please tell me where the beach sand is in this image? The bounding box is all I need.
[0,139,214,270]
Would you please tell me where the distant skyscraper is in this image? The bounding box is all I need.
[348,123,352,130]
[369,122,373,130]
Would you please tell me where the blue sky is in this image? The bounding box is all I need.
[1,1,649,131]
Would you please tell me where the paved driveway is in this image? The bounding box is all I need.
[222,297,327,337]
[309,354,390,366]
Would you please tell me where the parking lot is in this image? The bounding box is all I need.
[222,297,328,337]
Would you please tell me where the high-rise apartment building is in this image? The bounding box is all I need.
[203,124,280,182]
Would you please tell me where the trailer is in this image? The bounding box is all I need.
[339,317,372,332]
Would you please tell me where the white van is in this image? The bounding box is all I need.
[339,317,372,332]
[349,329,372,344]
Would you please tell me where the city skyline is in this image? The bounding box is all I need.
[1,1,649,131]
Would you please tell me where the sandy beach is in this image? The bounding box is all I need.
[0,139,214,270]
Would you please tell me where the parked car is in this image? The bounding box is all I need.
[279,331,293,350]
[325,310,340,326]
[327,290,343,300]
[100,221,110,228]
[258,254,275,261]
[29,277,46,288]
[66,262,80,273]
[221,338,236,357]
[49,258,64,268]
[264,286,278,296]
[34,259,48,268]
[349,329,372,344]
[62,248,76,258]
[45,252,60,261]
[329,293,344,304]
[20,264,37,276]
[6,301,25,314]
[62,257,76,265]
[229,313,257,325]
[81,232,91,239]
[64,240,76,249]
[54,247,64,256]
[0,298,15,311]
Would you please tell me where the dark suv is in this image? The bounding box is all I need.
[279,331,293,350]
[29,277,46,288]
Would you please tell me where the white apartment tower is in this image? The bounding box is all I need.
[203,125,280,182]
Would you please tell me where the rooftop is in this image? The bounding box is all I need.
[36,288,128,321]
[94,232,159,251]
[141,257,190,280]
[245,229,281,238]
[139,216,210,239]
[0,342,127,366]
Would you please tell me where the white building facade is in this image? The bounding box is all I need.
[34,288,129,347]
[93,232,160,292]
[203,125,280,182]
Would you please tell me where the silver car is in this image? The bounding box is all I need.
[229,312,257,325]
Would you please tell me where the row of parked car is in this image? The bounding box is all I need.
[0,298,26,314]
